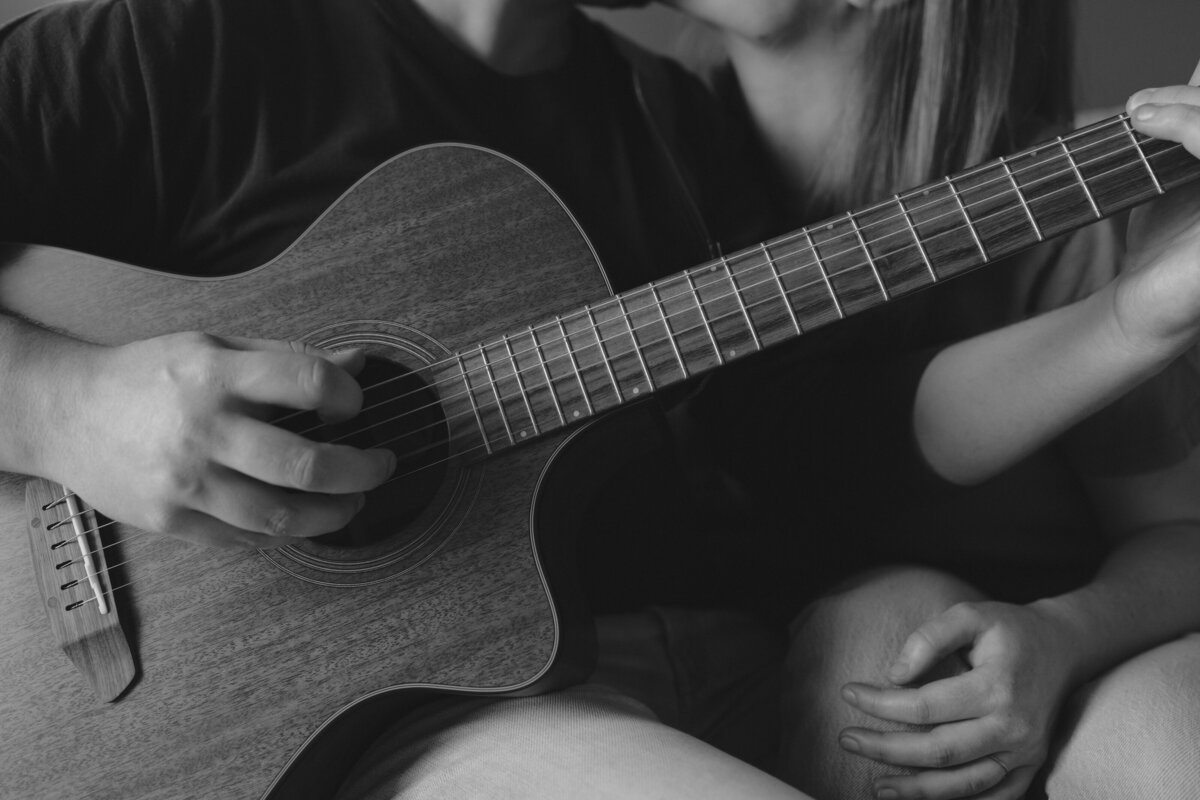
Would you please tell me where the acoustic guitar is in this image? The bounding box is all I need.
[1,113,1197,799]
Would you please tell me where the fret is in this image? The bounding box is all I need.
[500,335,540,438]
[944,177,989,261]
[1144,136,1200,194]
[895,193,937,283]
[687,260,760,358]
[476,345,515,446]
[845,211,889,300]
[658,272,728,371]
[615,295,655,394]
[721,255,763,353]
[998,141,1100,240]
[951,158,1055,263]
[847,198,937,299]
[1121,115,1165,195]
[684,269,724,366]
[897,181,986,282]
[717,244,809,347]
[560,309,622,411]
[454,353,493,456]
[529,324,567,427]
[760,242,802,335]
[804,228,844,319]
[998,155,1044,241]
[1057,136,1103,219]
[755,234,840,329]
[807,216,894,315]
[555,316,594,416]
[1066,117,1162,214]
[619,284,688,387]
[649,282,689,378]
[584,305,624,402]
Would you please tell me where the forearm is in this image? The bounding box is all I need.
[0,312,93,478]
[1034,524,1200,689]
[913,282,1190,485]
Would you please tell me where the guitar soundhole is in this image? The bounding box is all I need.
[293,356,449,550]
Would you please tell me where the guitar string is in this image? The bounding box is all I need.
[45,522,151,583]
[287,134,1188,449]
[46,130,1188,586]
[286,126,1183,437]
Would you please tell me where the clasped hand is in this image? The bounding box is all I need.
[46,331,396,548]
[837,600,1080,800]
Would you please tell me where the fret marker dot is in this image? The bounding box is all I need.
[519,431,527,439]
[573,410,581,418]
[728,349,737,359]
[632,387,640,395]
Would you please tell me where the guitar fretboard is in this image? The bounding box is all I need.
[438,113,1200,457]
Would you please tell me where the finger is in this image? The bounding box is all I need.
[219,334,367,381]
[889,604,981,684]
[1126,85,1200,115]
[1191,57,1200,86]
[158,508,301,549]
[1129,102,1200,159]
[193,466,366,539]
[872,753,1011,800]
[222,348,365,422]
[950,762,1035,800]
[322,347,366,376]
[217,416,395,493]
[839,718,996,769]
[842,672,991,725]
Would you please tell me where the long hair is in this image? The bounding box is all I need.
[844,0,1074,209]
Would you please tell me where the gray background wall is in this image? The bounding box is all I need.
[2,0,1197,110]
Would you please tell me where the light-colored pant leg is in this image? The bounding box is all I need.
[1042,632,1200,800]
[335,683,811,800]
[781,566,1200,800]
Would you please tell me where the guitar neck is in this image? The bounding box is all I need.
[446,113,1200,454]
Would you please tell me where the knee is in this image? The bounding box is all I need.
[787,565,984,680]
[778,567,984,799]
[1046,634,1200,800]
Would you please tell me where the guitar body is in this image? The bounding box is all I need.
[0,145,614,799]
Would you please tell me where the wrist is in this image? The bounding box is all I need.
[1028,591,1111,689]
[0,318,100,481]
[1105,268,1200,367]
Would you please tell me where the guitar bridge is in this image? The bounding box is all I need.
[25,478,135,702]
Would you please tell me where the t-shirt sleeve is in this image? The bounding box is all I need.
[1025,219,1200,476]
[0,0,165,262]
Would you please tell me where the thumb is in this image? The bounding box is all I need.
[889,604,982,684]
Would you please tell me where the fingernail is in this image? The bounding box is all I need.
[841,686,858,705]
[839,735,861,753]
[876,788,899,800]
[889,660,909,681]
[1135,104,1161,122]
[356,493,367,512]
[384,450,397,475]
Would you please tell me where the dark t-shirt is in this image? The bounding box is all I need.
[0,0,752,290]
